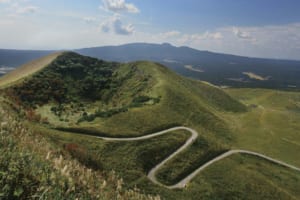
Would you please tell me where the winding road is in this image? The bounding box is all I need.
[95,126,300,189]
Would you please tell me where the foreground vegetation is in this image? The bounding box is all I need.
[27,120,300,200]
[0,99,160,199]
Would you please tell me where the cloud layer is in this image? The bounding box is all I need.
[1,0,39,15]
[0,0,11,3]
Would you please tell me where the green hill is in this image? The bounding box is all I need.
[1,52,300,200]
[5,52,246,137]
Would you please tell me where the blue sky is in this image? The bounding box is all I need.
[1,0,300,59]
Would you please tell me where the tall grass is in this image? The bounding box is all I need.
[0,103,160,200]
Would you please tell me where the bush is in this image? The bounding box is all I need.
[130,96,160,107]
[64,143,102,170]
[132,96,151,104]
[77,107,129,123]
[26,109,41,122]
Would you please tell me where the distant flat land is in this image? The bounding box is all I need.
[184,65,204,73]
[242,72,270,80]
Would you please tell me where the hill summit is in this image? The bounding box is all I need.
[3,52,246,137]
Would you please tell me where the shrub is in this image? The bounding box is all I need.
[26,109,41,122]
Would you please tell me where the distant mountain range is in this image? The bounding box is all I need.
[1,43,300,89]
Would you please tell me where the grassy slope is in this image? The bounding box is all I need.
[31,123,300,200]
[186,154,300,200]
[0,98,157,200]
[46,75,300,199]
[225,88,300,167]
[0,52,62,88]
[76,61,245,138]
[2,53,300,199]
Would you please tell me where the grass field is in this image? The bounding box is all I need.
[52,87,300,199]
[28,88,300,199]
[29,121,300,200]
[225,88,300,167]
[2,53,300,199]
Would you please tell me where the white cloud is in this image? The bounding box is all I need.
[101,0,139,13]
[100,15,134,35]
[112,17,134,35]
[210,32,223,40]
[232,27,253,40]
[15,5,38,14]
[203,32,223,40]
[0,0,11,3]
[83,17,96,24]
[1,1,39,15]
[159,31,181,38]
[178,31,223,44]
[100,21,110,32]
[98,1,137,35]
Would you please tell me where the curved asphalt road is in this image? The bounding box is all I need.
[95,126,300,189]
